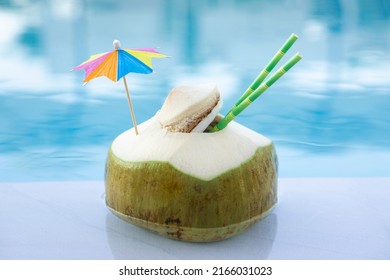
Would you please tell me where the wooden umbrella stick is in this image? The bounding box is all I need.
[123,76,139,135]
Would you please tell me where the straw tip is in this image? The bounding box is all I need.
[289,33,299,41]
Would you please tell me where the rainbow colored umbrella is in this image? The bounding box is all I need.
[73,40,167,135]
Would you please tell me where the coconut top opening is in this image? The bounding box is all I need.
[111,116,272,181]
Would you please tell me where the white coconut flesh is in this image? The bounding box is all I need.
[110,116,272,181]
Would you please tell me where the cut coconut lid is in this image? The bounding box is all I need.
[157,83,221,133]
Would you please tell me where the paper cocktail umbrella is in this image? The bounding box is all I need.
[73,40,167,135]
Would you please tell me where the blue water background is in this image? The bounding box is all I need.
[0,0,389,181]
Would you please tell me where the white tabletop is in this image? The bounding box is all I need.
[1,178,389,260]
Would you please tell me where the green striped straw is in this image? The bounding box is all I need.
[231,33,298,111]
[210,52,303,132]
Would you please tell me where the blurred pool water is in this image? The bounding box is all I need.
[0,0,389,181]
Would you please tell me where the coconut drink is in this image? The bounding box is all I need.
[72,34,301,242]
[105,34,302,242]
[105,84,278,241]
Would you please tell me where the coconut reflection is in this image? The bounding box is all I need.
[105,212,278,259]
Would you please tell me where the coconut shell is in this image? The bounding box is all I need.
[105,141,277,242]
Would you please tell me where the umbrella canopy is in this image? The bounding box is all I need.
[73,40,167,83]
[73,40,167,135]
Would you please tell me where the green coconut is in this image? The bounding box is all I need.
[105,116,278,242]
